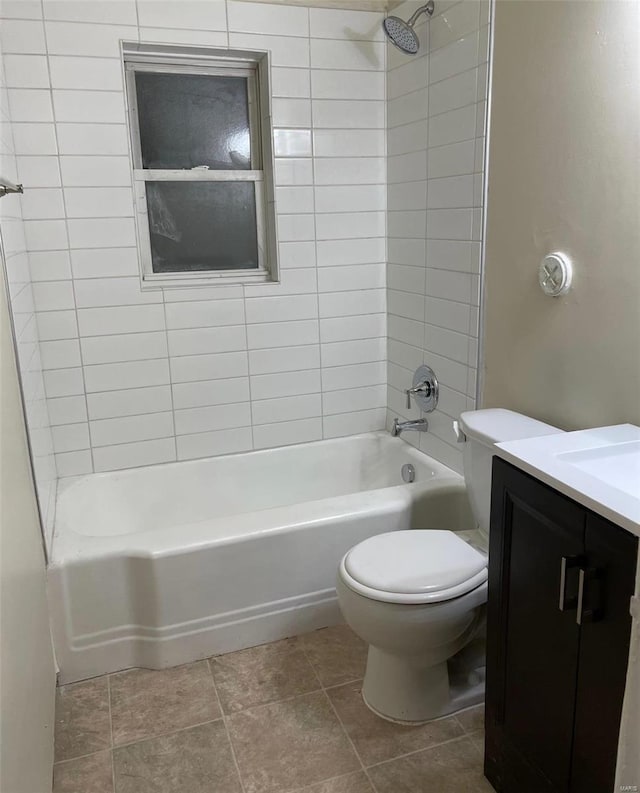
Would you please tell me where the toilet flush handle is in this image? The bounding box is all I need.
[453,420,467,443]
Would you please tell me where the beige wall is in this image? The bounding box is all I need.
[0,267,56,791]
[483,0,640,429]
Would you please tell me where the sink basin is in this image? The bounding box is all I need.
[495,424,640,537]
[557,440,640,496]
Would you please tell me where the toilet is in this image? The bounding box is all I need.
[337,408,561,724]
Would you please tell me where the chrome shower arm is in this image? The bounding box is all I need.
[406,1,435,27]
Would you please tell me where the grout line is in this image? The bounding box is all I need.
[206,656,248,793]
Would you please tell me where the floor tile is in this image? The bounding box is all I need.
[367,736,494,793]
[457,704,484,735]
[227,690,360,793]
[113,721,241,793]
[55,677,111,762]
[327,681,465,767]
[294,771,375,792]
[211,637,321,714]
[110,661,221,746]
[301,625,368,688]
[53,751,113,793]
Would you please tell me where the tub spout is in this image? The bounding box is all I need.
[391,418,428,437]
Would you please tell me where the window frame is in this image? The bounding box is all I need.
[123,44,278,289]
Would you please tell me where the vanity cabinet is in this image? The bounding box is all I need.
[485,457,637,793]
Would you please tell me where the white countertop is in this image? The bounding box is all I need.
[495,424,640,537]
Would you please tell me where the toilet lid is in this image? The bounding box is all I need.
[341,530,487,604]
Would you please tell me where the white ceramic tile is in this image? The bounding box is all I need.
[388,181,427,212]
[426,239,480,272]
[425,295,471,333]
[315,211,384,241]
[32,279,74,311]
[0,1,43,20]
[56,123,129,155]
[310,39,384,72]
[250,368,320,401]
[49,56,123,90]
[51,422,90,453]
[0,19,46,53]
[17,156,61,187]
[4,55,49,87]
[429,1,481,52]
[321,337,385,368]
[319,313,385,344]
[40,338,81,369]
[428,103,476,147]
[275,186,314,214]
[309,8,383,42]
[174,401,251,435]
[387,288,425,321]
[167,325,247,357]
[172,377,249,410]
[83,358,169,393]
[90,411,173,447]
[52,89,125,123]
[251,393,321,425]
[314,184,385,214]
[244,268,316,298]
[322,361,386,392]
[253,417,322,449]
[177,427,252,461]
[274,158,313,187]
[387,55,429,99]
[273,129,312,158]
[322,384,386,416]
[138,27,227,46]
[424,323,469,364]
[64,187,133,218]
[427,174,474,209]
[314,157,384,186]
[313,129,384,157]
[324,407,386,438]
[387,151,427,184]
[430,30,480,84]
[318,263,385,292]
[44,21,138,57]
[388,89,428,129]
[43,0,137,24]
[387,313,425,347]
[135,0,226,28]
[77,304,165,336]
[278,241,316,269]
[246,319,319,350]
[47,394,87,425]
[229,32,309,69]
[170,351,248,384]
[227,1,307,36]
[12,123,58,155]
[245,294,317,324]
[271,67,310,99]
[80,331,167,364]
[67,218,135,248]
[43,367,84,399]
[387,120,429,157]
[316,238,384,269]
[70,247,138,279]
[36,309,77,340]
[311,69,384,101]
[428,139,476,178]
[92,437,175,472]
[55,449,93,476]
[388,263,426,294]
[426,267,473,304]
[165,298,245,330]
[29,250,71,281]
[272,98,312,128]
[248,344,319,376]
[86,385,172,420]
[60,156,131,187]
[318,289,385,318]
[428,68,478,117]
[20,186,64,218]
[276,213,315,242]
[23,219,68,250]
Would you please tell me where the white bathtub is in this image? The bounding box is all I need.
[48,432,472,683]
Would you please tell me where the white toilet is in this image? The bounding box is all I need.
[337,408,561,724]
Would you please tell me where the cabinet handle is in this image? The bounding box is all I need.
[576,567,604,625]
[558,555,582,611]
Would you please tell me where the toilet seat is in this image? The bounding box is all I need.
[340,530,487,605]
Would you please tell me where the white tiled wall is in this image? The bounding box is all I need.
[0,39,57,548]
[2,0,388,475]
[386,0,490,473]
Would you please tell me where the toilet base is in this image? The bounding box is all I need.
[361,646,486,724]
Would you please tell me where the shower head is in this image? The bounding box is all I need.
[382,1,434,55]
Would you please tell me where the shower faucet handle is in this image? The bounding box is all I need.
[405,365,439,413]
[405,381,432,409]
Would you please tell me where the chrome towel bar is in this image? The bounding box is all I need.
[0,178,23,198]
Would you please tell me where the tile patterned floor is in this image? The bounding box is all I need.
[53,625,492,793]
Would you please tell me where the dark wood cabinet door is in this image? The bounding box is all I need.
[486,458,586,793]
[570,515,637,793]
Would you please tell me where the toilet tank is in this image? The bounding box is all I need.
[458,409,562,537]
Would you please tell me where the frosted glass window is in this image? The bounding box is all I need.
[135,72,252,171]
[147,182,259,272]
